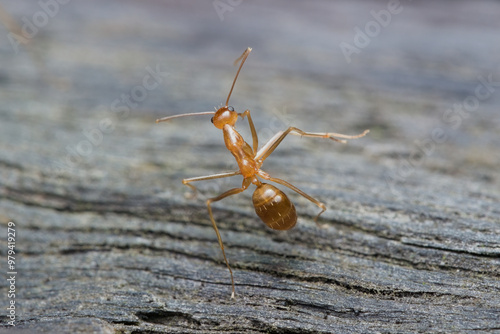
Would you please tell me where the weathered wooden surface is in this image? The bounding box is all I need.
[1,0,499,333]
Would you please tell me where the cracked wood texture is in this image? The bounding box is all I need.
[1,1,500,333]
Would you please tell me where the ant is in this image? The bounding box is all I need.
[156,48,369,298]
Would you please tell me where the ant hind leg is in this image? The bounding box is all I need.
[206,178,251,299]
[258,171,328,228]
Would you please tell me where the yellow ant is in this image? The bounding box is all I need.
[157,48,369,298]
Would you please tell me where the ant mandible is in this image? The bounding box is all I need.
[156,47,369,298]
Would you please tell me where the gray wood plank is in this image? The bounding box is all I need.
[1,0,499,333]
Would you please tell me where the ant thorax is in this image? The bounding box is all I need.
[223,124,258,178]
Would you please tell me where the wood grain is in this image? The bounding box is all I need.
[1,1,499,333]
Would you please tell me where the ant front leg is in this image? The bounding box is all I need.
[238,110,258,155]
[182,171,241,199]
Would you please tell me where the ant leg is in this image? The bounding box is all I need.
[239,110,258,154]
[255,127,369,162]
[206,178,251,299]
[258,172,327,227]
[182,171,241,198]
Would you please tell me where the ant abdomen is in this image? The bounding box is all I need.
[252,183,297,230]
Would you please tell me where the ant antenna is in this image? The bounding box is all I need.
[156,111,215,123]
[225,47,252,106]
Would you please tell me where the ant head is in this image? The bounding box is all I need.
[211,105,238,129]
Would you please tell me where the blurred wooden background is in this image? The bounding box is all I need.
[1,1,499,333]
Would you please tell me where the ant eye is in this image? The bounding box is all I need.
[211,117,214,123]
[228,106,234,111]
